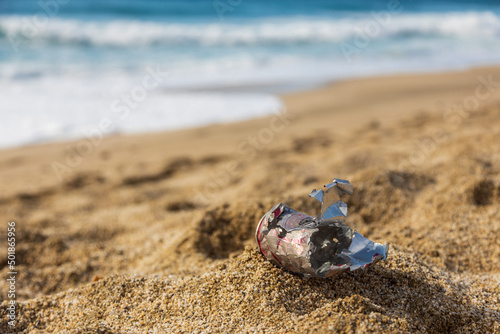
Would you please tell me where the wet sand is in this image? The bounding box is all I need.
[1,66,500,333]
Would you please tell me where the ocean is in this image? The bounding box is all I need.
[1,0,500,148]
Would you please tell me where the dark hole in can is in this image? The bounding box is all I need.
[309,224,353,277]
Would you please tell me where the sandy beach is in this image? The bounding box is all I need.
[1,66,500,333]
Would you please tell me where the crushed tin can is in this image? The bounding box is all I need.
[255,179,388,278]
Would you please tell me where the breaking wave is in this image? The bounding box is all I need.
[0,11,499,47]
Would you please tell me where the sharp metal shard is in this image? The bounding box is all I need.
[256,178,388,278]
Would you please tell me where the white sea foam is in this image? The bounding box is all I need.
[0,68,283,148]
[1,11,499,47]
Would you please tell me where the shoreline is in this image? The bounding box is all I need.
[3,62,500,153]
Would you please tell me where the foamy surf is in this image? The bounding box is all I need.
[1,12,499,47]
[0,69,283,148]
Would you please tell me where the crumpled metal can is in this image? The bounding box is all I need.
[256,179,388,278]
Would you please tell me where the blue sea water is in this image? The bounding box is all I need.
[1,0,500,147]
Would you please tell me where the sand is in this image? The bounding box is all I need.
[1,66,500,333]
